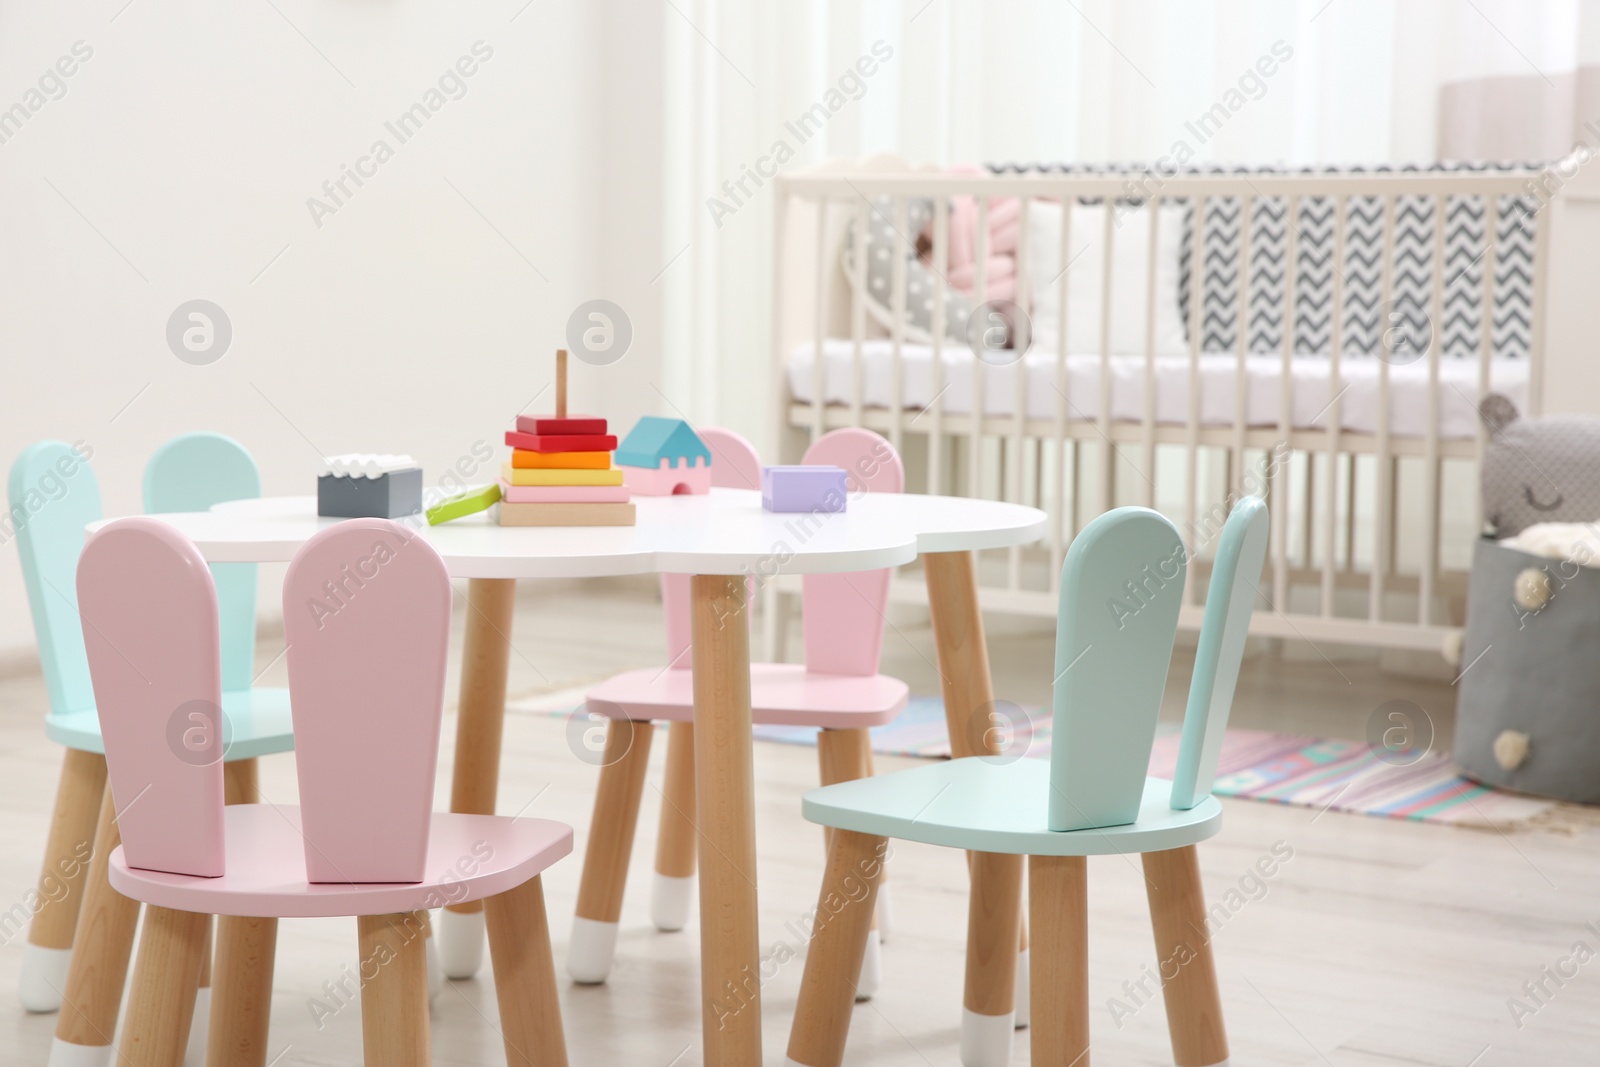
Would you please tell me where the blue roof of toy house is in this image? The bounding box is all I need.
[615,416,712,469]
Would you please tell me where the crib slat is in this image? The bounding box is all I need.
[970,196,989,499]
[1321,195,1347,619]
[1273,196,1299,613]
[851,199,868,430]
[1052,197,1073,592]
[812,200,829,444]
[1098,198,1115,515]
[1370,195,1397,623]
[1010,196,1031,591]
[889,196,907,458]
[1233,197,1252,500]
[1473,196,1499,539]
[1420,194,1445,626]
[1529,193,1549,415]
[930,197,949,495]
[1143,197,1161,509]
[1184,196,1206,605]
[770,185,789,451]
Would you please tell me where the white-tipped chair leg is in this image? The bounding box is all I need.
[854,928,882,1002]
[875,882,893,943]
[46,1040,114,1067]
[960,1008,1016,1067]
[184,986,210,1067]
[1013,947,1029,1029]
[651,872,694,933]
[437,907,485,980]
[566,916,619,984]
[20,943,71,1013]
[425,928,443,1003]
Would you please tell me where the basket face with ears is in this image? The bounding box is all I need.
[1170,497,1269,810]
[143,432,262,693]
[10,440,102,719]
[661,427,763,664]
[283,518,453,884]
[1047,507,1186,832]
[76,517,226,877]
[799,429,905,677]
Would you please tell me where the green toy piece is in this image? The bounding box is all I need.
[426,483,501,525]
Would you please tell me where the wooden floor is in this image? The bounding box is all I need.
[0,577,1595,1065]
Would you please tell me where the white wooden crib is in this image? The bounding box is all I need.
[767,154,1600,655]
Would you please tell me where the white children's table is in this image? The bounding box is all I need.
[103,487,1046,1065]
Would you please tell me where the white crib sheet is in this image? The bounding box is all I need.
[786,339,1528,440]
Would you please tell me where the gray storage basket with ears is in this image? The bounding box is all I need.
[1454,537,1600,804]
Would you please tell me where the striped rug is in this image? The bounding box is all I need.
[511,690,1553,829]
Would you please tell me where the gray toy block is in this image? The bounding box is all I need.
[317,468,423,519]
[1455,537,1600,804]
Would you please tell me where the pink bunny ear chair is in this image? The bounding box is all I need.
[573,427,912,1003]
[78,516,574,1066]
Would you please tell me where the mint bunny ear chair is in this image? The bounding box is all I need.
[11,434,300,1067]
[785,497,1268,1067]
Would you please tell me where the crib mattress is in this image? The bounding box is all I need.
[787,339,1528,440]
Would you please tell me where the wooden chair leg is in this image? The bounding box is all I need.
[1143,846,1229,1067]
[785,829,888,1067]
[1031,855,1089,1067]
[121,906,209,1067]
[962,851,1024,1067]
[51,781,142,1064]
[187,917,213,1067]
[817,729,882,1000]
[926,550,1031,1031]
[485,876,569,1067]
[358,912,431,1066]
[21,748,106,1012]
[652,720,698,932]
[207,915,278,1066]
[442,577,516,981]
[569,717,654,983]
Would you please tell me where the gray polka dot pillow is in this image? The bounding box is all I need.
[840,196,974,343]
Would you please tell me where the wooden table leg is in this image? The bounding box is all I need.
[924,550,1030,1030]
[441,577,516,980]
[21,748,105,1013]
[691,574,761,1066]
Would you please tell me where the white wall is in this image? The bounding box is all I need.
[0,0,673,658]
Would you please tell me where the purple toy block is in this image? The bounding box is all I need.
[761,465,848,513]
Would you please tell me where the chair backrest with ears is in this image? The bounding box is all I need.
[77,518,226,877]
[144,433,262,693]
[1169,497,1269,810]
[799,429,905,676]
[283,519,452,883]
[661,427,763,667]
[9,441,102,719]
[1047,507,1186,832]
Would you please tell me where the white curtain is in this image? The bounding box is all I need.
[654,0,1600,444]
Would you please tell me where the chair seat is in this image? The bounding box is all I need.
[586,663,909,728]
[109,804,572,917]
[46,687,296,759]
[801,757,1223,856]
